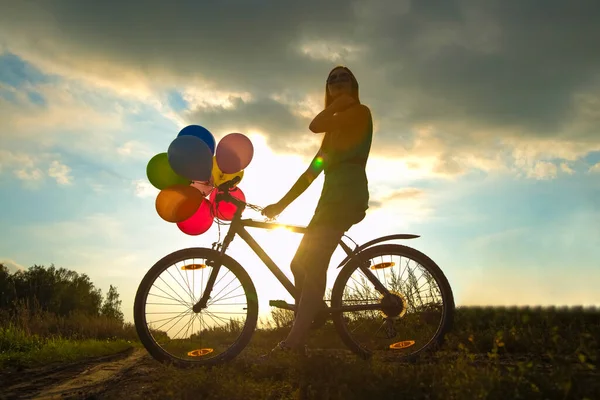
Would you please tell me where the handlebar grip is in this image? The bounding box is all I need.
[230,175,242,186]
[217,175,242,192]
[215,189,246,211]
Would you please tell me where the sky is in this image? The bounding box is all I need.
[1,0,599,324]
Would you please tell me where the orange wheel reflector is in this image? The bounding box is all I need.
[389,340,415,349]
[182,264,206,270]
[187,348,214,357]
[371,262,395,270]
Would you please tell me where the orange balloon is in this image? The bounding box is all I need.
[155,184,205,223]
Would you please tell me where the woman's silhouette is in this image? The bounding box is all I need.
[262,65,373,353]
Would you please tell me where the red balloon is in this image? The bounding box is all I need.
[209,187,246,220]
[177,199,214,235]
[215,133,254,174]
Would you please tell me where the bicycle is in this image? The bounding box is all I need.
[134,176,455,367]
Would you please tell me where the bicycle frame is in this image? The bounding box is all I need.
[193,200,419,314]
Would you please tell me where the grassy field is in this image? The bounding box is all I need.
[1,305,598,399]
[0,324,133,370]
[0,303,138,371]
[136,306,599,400]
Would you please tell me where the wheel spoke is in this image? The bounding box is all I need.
[150,285,190,307]
[206,276,238,306]
[175,262,195,303]
[157,276,190,307]
[208,284,243,306]
[333,247,453,360]
[137,250,257,367]
[151,309,192,332]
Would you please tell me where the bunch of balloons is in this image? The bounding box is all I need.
[146,125,254,236]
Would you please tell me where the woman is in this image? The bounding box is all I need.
[261,65,373,354]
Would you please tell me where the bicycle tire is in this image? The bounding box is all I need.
[331,244,455,361]
[134,247,258,367]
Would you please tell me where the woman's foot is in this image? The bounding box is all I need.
[310,304,330,330]
[258,341,308,361]
[294,302,330,330]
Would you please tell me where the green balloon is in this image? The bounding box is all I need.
[147,153,190,190]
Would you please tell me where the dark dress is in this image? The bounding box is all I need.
[308,104,373,232]
[290,103,373,299]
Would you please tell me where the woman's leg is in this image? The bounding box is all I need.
[290,243,307,305]
[284,225,346,348]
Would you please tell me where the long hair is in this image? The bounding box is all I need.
[324,65,360,109]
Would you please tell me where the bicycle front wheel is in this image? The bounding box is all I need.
[134,247,258,367]
[331,244,454,361]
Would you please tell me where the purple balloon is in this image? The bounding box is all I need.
[215,133,254,174]
[168,135,213,181]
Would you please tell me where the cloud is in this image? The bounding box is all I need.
[27,213,127,244]
[367,186,432,227]
[589,163,600,174]
[369,187,425,209]
[560,162,575,175]
[2,0,600,180]
[0,150,44,185]
[0,150,36,172]
[133,180,159,199]
[48,160,72,185]
[0,259,27,274]
[526,161,558,181]
[183,96,318,153]
[0,150,74,186]
[117,140,153,160]
[14,168,44,182]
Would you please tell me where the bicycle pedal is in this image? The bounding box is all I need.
[269,300,296,310]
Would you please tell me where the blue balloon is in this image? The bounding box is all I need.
[167,135,213,181]
[177,125,216,155]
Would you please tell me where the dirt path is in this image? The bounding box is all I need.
[3,347,594,399]
[0,348,159,400]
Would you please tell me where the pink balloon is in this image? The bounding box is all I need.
[191,177,214,197]
[209,186,246,221]
[215,133,254,174]
[177,199,214,235]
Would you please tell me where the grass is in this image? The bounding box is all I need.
[0,302,138,371]
[0,324,134,370]
[132,306,599,400]
[0,305,598,399]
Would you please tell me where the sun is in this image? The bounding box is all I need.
[271,225,292,234]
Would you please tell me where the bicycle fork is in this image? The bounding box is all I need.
[192,212,240,313]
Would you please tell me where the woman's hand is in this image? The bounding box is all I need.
[329,94,357,113]
[261,202,286,219]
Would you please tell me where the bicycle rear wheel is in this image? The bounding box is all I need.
[331,244,454,361]
[134,247,258,367]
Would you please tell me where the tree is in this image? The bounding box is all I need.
[101,285,124,323]
[0,264,16,309]
[9,264,102,316]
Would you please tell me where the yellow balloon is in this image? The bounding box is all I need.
[212,156,244,187]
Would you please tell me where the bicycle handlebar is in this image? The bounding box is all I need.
[217,175,242,192]
[213,176,271,218]
[214,176,250,209]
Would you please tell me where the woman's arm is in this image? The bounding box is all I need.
[310,102,370,134]
[309,95,357,133]
[276,150,325,209]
